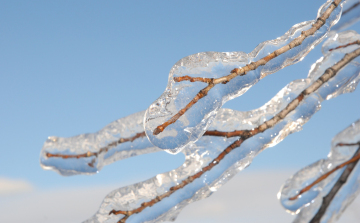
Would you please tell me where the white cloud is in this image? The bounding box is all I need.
[0,177,33,195]
[0,171,359,223]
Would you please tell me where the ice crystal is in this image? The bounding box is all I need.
[144,0,344,153]
[81,31,360,223]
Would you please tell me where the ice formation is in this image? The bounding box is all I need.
[279,120,360,223]
[40,111,160,176]
[331,0,360,33]
[144,0,344,153]
[80,31,360,223]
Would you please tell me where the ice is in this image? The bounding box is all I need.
[279,120,360,223]
[144,0,344,153]
[40,111,160,176]
[83,31,360,223]
[331,0,360,33]
[278,31,360,223]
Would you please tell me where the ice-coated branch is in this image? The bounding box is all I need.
[330,0,360,33]
[40,111,160,176]
[42,129,241,171]
[289,142,360,201]
[329,39,360,51]
[310,143,360,223]
[280,119,360,223]
[144,0,344,153]
[41,123,243,176]
[151,0,342,137]
[83,31,360,223]
[45,132,146,160]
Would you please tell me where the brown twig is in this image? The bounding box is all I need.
[44,130,241,166]
[153,0,342,136]
[173,76,214,84]
[310,142,360,223]
[289,142,360,200]
[45,132,146,166]
[109,34,360,223]
[203,130,247,138]
[329,40,360,51]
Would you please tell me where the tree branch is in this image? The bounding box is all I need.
[289,142,360,200]
[109,36,360,223]
[45,132,146,166]
[153,0,342,136]
[44,130,242,164]
[329,39,360,51]
[310,142,360,223]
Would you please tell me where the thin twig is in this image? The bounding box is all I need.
[329,40,360,51]
[45,132,146,166]
[153,0,342,136]
[173,76,214,84]
[289,142,360,200]
[44,130,240,164]
[310,143,360,223]
[109,36,360,223]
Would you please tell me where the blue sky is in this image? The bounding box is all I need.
[1,0,360,222]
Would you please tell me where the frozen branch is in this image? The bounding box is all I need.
[40,111,159,176]
[43,130,240,167]
[329,39,360,51]
[152,0,342,137]
[144,0,344,153]
[310,143,360,223]
[38,1,360,221]
[280,119,360,223]
[46,132,146,160]
[330,0,360,33]
[38,30,360,222]
[289,142,360,201]
[106,33,360,223]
